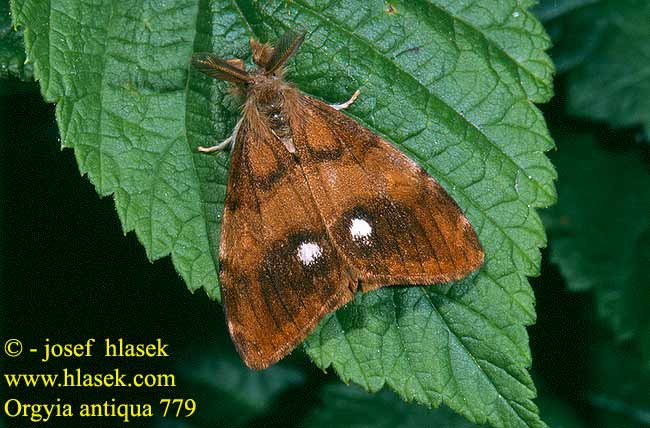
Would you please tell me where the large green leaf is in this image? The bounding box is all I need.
[535,0,650,133]
[11,1,555,427]
[0,1,31,80]
[545,132,650,346]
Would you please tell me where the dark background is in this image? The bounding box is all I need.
[0,77,641,428]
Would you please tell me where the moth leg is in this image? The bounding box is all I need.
[198,136,232,153]
[330,89,360,111]
[197,117,243,154]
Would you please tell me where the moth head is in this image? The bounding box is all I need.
[251,30,305,76]
[249,39,274,70]
[191,30,305,88]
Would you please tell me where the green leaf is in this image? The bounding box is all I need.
[545,132,650,345]
[12,1,555,427]
[587,340,650,427]
[0,1,31,80]
[159,345,306,428]
[11,0,222,298]
[532,0,604,74]
[535,0,650,132]
[304,383,486,428]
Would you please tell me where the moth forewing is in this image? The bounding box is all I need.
[287,95,484,288]
[192,30,483,369]
[217,112,356,370]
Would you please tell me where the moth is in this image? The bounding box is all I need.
[192,30,483,370]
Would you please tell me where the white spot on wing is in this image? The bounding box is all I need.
[350,218,372,243]
[297,241,322,266]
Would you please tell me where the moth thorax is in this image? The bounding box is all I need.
[259,91,294,152]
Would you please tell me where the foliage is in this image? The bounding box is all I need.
[0,0,30,79]
[534,1,650,425]
[535,0,650,134]
[4,0,650,427]
[304,384,485,428]
[545,132,650,347]
[8,1,555,427]
[586,340,650,427]
[157,345,306,428]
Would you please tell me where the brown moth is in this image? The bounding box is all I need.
[192,30,483,370]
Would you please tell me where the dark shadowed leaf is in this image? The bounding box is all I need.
[533,378,586,428]
[304,381,586,428]
[157,345,306,428]
[0,1,31,80]
[545,132,650,347]
[535,0,650,133]
[587,340,650,427]
[304,383,485,428]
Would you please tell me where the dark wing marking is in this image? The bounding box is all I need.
[218,117,355,370]
[290,95,484,291]
[191,52,252,83]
